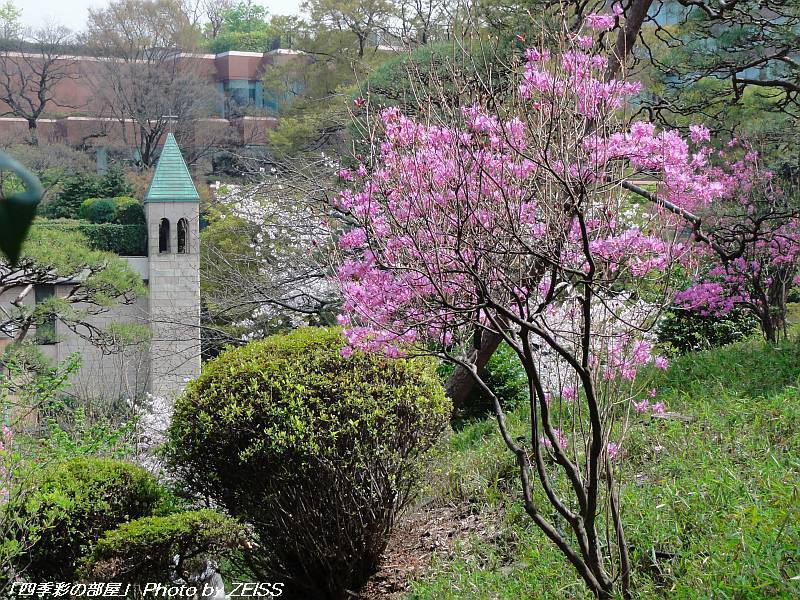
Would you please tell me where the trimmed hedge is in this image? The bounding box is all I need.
[18,458,163,579]
[166,327,451,598]
[81,510,247,583]
[37,219,147,256]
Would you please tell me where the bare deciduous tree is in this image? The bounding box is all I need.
[0,24,78,141]
[394,0,451,45]
[303,0,397,58]
[86,0,222,167]
[200,154,344,355]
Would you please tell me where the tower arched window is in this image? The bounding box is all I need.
[159,218,170,253]
[177,218,189,254]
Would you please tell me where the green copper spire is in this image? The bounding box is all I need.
[145,133,200,203]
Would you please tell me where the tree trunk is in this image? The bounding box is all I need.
[605,0,654,80]
[26,119,38,145]
[445,330,502,413]
[767,269,791,341]
[761,310,777,343]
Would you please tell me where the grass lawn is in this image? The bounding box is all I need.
[407,338,800,599]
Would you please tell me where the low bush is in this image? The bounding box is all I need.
[166,327,450,599]
[41,168,133,219]
[80,510,247,585]
[114,197,145,225]
[78,198,118,223]
[16,457,162,579]
[657,307,760,355]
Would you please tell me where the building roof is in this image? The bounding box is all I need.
[145,133,200,203]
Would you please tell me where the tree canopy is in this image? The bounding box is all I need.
[0,225,144,350]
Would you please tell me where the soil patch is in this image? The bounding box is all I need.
[357,502,488,599]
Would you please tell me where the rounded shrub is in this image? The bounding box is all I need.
[79,198,118,224]
[80,510,247,584]
[18,457,162,579]
[114,197,145,225]
[657,308,760,355]
[166,327,450,599]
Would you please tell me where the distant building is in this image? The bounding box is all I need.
[0,49,306,151]
[0,134,201,403]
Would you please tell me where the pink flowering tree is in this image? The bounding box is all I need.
[669,154,799,342]
[328,11,743,596]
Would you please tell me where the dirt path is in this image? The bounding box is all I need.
[358,502,489,599]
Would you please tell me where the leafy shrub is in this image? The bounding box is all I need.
[114,197,145,225]
[41,174,102,219]
[41,168,133,219]
[37,219,147,256]
[100,167,134,199]
[79,198,118,223]
[80,510,247,584]
[16,457,162,579]
[166,327,450,599]
[0,429,39,594]
[657,307,760,355]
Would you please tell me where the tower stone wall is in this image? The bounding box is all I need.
[145,203,201,399]
[144,134,202,399]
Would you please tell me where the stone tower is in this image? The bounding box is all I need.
[144,134,201,398]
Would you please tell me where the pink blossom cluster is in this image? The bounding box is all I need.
[634,398,666,414]
[562,386,577,400]
[519,46,641,118]
[585,4,625,32]
[335,36,728,359]
[671,151,800,318]
[607,442,620,459]
[589,228,684,276]
[540,428,569,451]
[586,121,729,212]
[601,338,669,381]
[335,100,688,356]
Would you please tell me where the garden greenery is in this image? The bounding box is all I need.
[41,168,133,220]
[36,219,147,256]
[80,509,247,584]
[17,457,162,579]
[166,326,450,599]
[331,8,800,596]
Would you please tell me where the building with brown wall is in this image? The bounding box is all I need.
[0,48,305,150]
